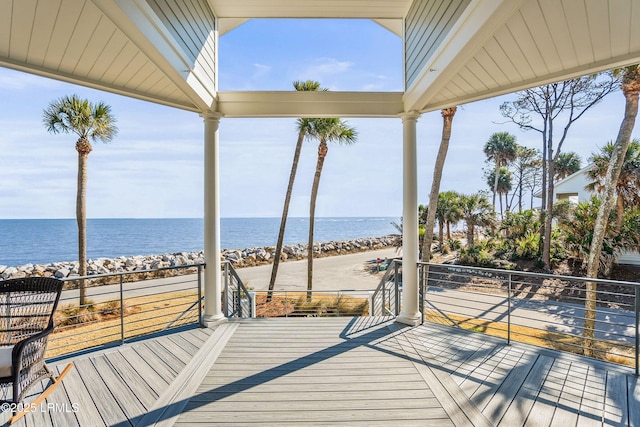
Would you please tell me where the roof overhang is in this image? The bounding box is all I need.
[2,0,639,117]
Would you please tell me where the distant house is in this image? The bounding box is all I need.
[552,165,640,266]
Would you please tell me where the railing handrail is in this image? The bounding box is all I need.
[371,258,401,296]
[371,258,402,316]
[221,261,254,318]
[419,261,640,288]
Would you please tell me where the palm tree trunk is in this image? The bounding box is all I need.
[492,164,500,211]
[466,222,474,247]
[422,107,456,261]
[438,221,444,252]
[76,139,91,306]
[268,131,305,302]
[615,194,625,233]
[308,141,328,301]
[584,71,639,357]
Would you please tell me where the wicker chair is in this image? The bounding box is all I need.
[0,277,65,410]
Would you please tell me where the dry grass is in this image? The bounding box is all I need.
[47,290,200,357]
[424,310,635,367]
[255,294,369,317]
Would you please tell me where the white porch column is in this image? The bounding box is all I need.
[396,111,422,326]
[203,112,226,325]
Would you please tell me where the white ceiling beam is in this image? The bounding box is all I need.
[403,0,525,112]
[216,91,405,118]
[92,0,215,111]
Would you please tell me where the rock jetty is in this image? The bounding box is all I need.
[0,235,398,280]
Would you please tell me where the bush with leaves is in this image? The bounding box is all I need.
[559,197,640,276]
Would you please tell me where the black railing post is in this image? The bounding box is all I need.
[419,264,425,325]
[635,286,639,376]
[507,273,512,345]
[119,274,125,344]
[197,265,204,327]
[394,261,400,316]
[222,263,228,317]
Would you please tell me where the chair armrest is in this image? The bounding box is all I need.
[11,322,55,376]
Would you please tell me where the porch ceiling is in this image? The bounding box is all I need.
[1,0,639,117]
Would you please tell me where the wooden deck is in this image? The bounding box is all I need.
[1,317,638,426]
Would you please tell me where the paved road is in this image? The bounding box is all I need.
[236,248,396,292]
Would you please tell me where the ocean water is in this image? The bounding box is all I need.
[0,217,399,266]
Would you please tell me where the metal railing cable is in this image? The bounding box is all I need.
[222,261,254,318]
[47,263,204,357]
[419,262,640,373]
[370,258,402,316]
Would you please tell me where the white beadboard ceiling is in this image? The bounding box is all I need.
[0,0,639,116]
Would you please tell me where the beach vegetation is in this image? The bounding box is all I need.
[483,132,517,214]
[306,118,358,301]
[268,81,327,302]
[500,74,619,270]
[554,151,582,180]
[512,145,542,212]
[583,63,640,357]
[484,166,512,218]
[458,192,495,247]
[422,107,457,262]
[43,95,117,305]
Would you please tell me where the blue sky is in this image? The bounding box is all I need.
[0,19,635,219]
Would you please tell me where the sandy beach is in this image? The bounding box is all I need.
[236,248,398,292]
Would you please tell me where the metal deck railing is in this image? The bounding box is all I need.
[419,262,640,373]
[49,263,204,357]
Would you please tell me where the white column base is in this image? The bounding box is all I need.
[204,313,228,327]
[396,311,421,326]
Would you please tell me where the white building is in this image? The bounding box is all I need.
[553,166,640,266]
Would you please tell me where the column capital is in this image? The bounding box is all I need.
[201,111,224,122]
[399,110,421,122]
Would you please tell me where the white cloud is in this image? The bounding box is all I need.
[253,63,272,77]
[299,58,353,77]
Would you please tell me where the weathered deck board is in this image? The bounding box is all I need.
[175,317,455,426]
[73,358,131,425]
[2,317,638,427]
[1,325,213,427]
[407,320,638,427]
[497,354,554,427]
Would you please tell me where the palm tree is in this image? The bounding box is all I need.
[484,132,517,211]
[268,81,326,302]
[43,95,117,305]
[486,167,512,218]
[421,107,457,261]
[441,191,462,240]
[433,193,458,251]
[584,63,640,357]
[555,152,582,180]
[586,139,640,231]
[459,193,494,247]
[307,118,357,300]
